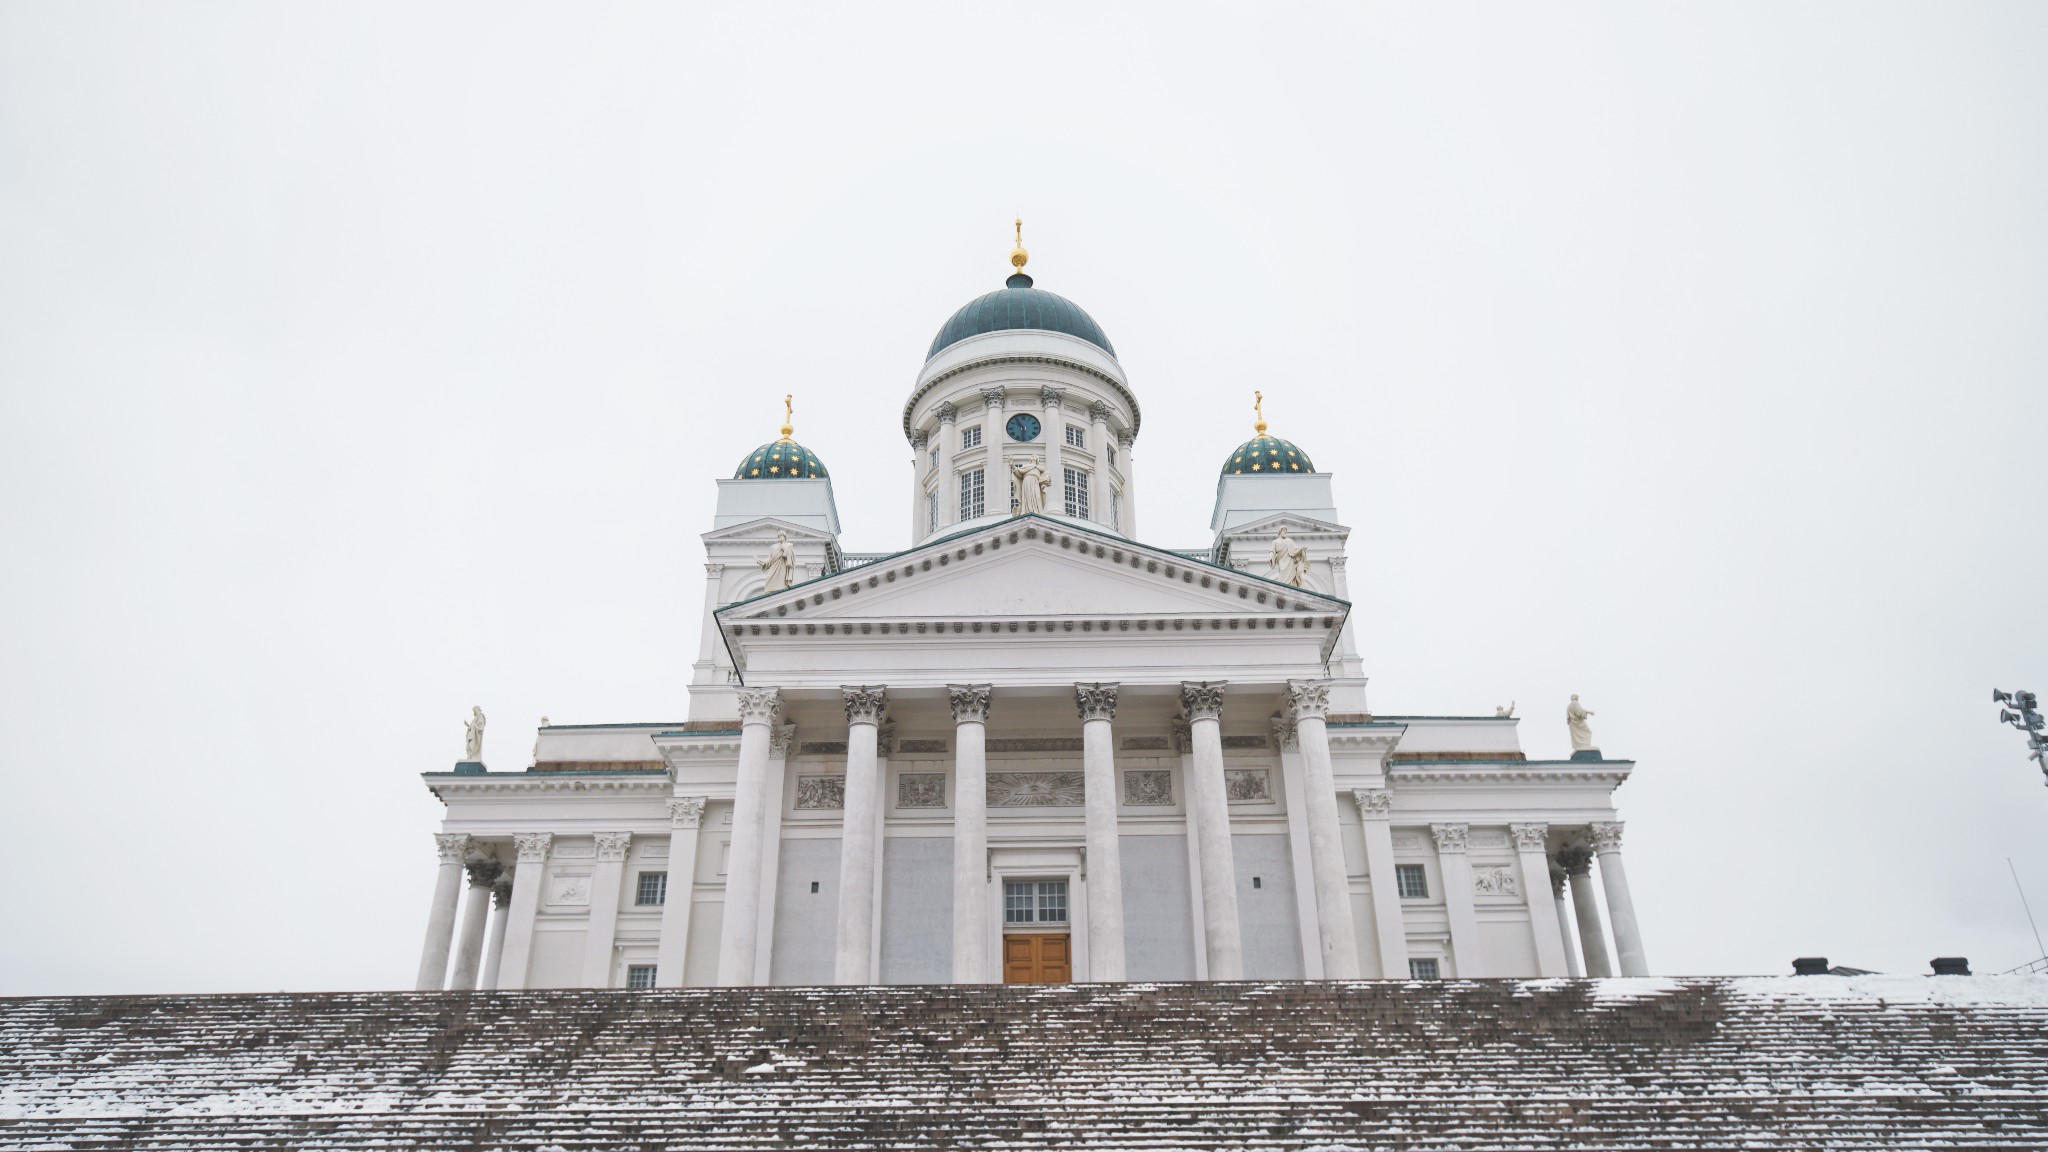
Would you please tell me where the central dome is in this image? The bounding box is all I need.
[927,272,1116,361]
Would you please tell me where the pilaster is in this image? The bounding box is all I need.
[1431,823,1483,977]
[579,832,632,987]
[1510,823,1570,977]
[1351,789,1408,978]
[656,797,706,987]
[496,832,552,990]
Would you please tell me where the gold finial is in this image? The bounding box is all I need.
[1010,217,1029,274]
[779,394,794,440]
[1253,390,1267,435]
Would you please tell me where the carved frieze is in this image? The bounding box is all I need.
[1351,788,1393,820]
[988,737,1084,753]
[987,771,1085,807]
[1121,736,1170,752]
[1468,831,1511,850]
[1391,833,1424,851]
[640,844,669,860]
[799,741,848,755]
[668,796,706,829]
[736,687,781,726]
[897,772,946,809]
[1222,735,1270,750]
[551,843,596,859]
[594,832,632,862]
[1224,768,1272,803]
[899,739,948,754]
[1123,769,1174,806]
[1430,823,1470,854]
[1179,681,1227,722]
[842,685,888,726]
[513,832,553,863]
[433,833,471,864]
[948,683,993,723]
[1591,821,1625,853]
[1510,822,1549,851]
[1286,679,1333,720]
[1472,865,1520,897]
[794,775,846,810]
[1075,682,1120,722]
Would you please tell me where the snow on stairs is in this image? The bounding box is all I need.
[1,976,2045,1150]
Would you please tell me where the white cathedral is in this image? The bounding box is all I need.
[417,231,1651,993]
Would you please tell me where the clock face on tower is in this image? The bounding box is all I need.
[1006,413,1042,442]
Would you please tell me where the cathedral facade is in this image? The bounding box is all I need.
[417,235,1649,991]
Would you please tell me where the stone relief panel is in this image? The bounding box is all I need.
[794,775,846,810]
[551,842,597,860]
[897,772,946,809]
[1224,768,1272,803]
[799,741,848,756]
[898,739,948,754]
[1222,735,1271,750]
[1391,834,1425,851]
[546,874,592,906]
[988,737,1085,753]
[1468,831,1511,850]
[1472,865,1521,898]
[639,844,669,860]
[987,771,1085,807]
[1120,736,1171,752]
[1123,769,1174,806]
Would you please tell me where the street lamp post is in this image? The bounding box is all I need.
[1991,688,2048,787]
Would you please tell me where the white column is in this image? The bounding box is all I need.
[834,685,888,984]
[1288,680,1361,980]
[935,403,957,533]
[949,684,992,983]
[980,388,1006,514]
[480,876,512,990]
[415,833,469,990]
[1592,822,1650,977]
[579,832,631,987]
[449,858,499,990]
[717,686,780,985]
[1551,868,1583,978]
[908,431,929,539]
[1076,683,1126,982]
[1118,431,1136,538]
[1561,847,1614,977]
[1511,823,1571,977]
[1181,681,1242,979]
[753,725,794,984]
[1089,402,1113,528]
[1043,387,1067,515]
[656,798,707,987]
[1352,789,1408,978]
[1271,717,1324,978]
[497,832,552,990]
[1432,824,1484,977]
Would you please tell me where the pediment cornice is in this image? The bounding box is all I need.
[702,517,838,545]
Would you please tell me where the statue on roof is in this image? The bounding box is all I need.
[1010,456,1050,515]
[1268,526,1310,587]
[759,530,796,593]
[1496,701,1516,718]
[1567,695,1597,752]
[462,706,486,761]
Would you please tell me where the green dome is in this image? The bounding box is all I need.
[734,438,828,480]
[1222,434,1313,476]
[928,272,1116,360]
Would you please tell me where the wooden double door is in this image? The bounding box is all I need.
[1002,932,1072,984]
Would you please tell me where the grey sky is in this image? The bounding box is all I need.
[3,2,2044,994]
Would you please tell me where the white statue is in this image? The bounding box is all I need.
[1566,695,1596,752]
[463,706,486,761]
[1495,701,1516,718]
[759,530,796,592]
[1010,457,1050,515]
[1268,526,1310,588]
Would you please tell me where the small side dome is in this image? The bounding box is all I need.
[1222,390,1314,475]
[734,395,830,480]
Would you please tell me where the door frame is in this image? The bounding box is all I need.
[986,846,1089,983]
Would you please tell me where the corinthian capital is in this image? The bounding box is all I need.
[736,687,782,726]
[1557,846,1594,877]
[464,859,502,887]
[1040,385,1065,410]
[842,685,889,726]
[433,833,471,864]
[1510,822,1550,851]
[981,387,1007,412]
[947,683,993,723]
[594,832,632,862]
[1430,823,1470,854]
[1591,821,1625,853]
[1286,679,1332,720]
[937,401,957,425]
[1351,788,1392,820]
[512,832,553,864]
[668,796,707,829]
[1090,400,1110,424]
[1270,715,1299,752]
[1179,681,1227,722]
[769,724,796,759]
[1075,682,1120,722]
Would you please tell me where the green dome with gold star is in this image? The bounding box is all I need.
[1221,391,1314,475]
[734,396,830,480]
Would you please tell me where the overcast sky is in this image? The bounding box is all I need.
[3,2,2045,994]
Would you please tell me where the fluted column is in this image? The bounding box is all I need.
[1432,824,1484,977]
[1550,867,1583,978]
[1271,716,1324,977]
[1511,824,1570,977]
[1181,681,1242,979]
[1077,682,1127,982]
[497,832,552,989]
[949,684,992,983]
[1592,822,1649,976]
[656,798,707,987]
[1352,789,1408,978]
[935,403,957,533]
[1560,847,1614,977]
[579,832,631,987]
[1089,401,1113,528]
[1287,680,1360,979]
[834,685,888,984]
[415,833,469,990]
[717,687,780,986]
[480,876,513,990]
[449,858,501,990]
[1117,431,1136,537]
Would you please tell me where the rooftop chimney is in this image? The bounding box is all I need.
[1930,957,1971,976]
[1792,957,1831,976]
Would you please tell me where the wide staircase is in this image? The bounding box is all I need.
[1,977,2045,1149]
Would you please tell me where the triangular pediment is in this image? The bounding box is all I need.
[717,516,1345,625]
[1219,511,1347,540]
[702,516,836,545]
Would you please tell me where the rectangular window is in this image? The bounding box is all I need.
[1065,425,1086,448]
[960,468,985,520]
[1408,958,1440,980]
[1110,491,1120,530]
[927,491,939,532]
[626,964,658,989]
[1396,863,1429,899]
[635,871,667,907]
[1002,879,1069,924]
[1107,444,1117,469]
[1063,468,1089,518]
[929,447,938,473]
[962,426,982,450]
